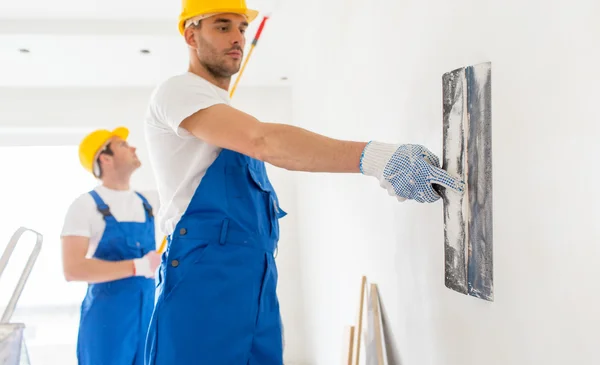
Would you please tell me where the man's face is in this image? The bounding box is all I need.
[100,137,140,176]
[189,13,248,78]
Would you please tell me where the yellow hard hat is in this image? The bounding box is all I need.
[178,0,259,35]
[78,127,129,176]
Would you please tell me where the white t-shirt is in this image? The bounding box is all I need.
[60,185,162,258]
[144,72,231,236]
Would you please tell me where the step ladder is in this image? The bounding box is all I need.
[0,227,43,365]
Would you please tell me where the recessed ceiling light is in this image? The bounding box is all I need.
[19,48,30,54]
[140,49,151,54]
[280,76,288,81]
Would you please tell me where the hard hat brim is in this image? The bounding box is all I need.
[111,126,129,141]
[179,9,260,35]
[95,127,129,158]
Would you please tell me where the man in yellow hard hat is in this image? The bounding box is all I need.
[60,127,162,365]
[142,0,465,364]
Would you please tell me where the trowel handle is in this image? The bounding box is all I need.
[432,184,445,200]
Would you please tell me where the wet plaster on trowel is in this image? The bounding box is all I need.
[441,69,470,296]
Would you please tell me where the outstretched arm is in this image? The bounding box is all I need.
[179,103,464,202]
[180,104,367,173]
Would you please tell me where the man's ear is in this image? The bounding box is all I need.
[98,154,112,167]
[184,27,198,48]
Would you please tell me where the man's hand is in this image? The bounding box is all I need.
[133,251,161,278]
[360,141,465,203]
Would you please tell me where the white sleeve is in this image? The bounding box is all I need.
[60,195,94,238]
[151,78,227,137]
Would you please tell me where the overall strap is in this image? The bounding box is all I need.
[135,192,154,221]
[88,190,115,222]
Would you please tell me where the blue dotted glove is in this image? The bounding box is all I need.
[359,141,465,203]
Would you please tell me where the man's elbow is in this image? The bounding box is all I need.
[63,270,77,282]
[248,134,269,162]
[63,264,83,282]
[246,125,291,170]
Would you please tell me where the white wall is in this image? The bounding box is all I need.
[289,1,600,364]
[0,87,157,188]
[0,85,306,364]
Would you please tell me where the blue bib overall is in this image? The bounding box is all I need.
[145,149,287,365]
[76,191,156,365]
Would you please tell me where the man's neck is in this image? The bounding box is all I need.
[188,64,231,91]
[101,178,130,191]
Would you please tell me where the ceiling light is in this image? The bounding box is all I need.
[140,49,151,54]
[19,48,30,54]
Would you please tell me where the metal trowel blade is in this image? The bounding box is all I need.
[438,61,494,302]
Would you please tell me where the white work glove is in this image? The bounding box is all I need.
[359,141,465,203]
[133,251,161,278]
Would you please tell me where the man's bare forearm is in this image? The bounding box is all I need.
[64,258,134,284]
[256,122,368,173]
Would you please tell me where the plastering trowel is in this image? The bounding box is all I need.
[435,61,493,301]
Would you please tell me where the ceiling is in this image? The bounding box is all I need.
[0,0,292,88]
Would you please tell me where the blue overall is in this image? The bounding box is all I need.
[145,149,287,365]
[76,191,156,365]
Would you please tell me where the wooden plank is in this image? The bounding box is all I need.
[353,275,367,365]
[371,283,385,365]
[342,325,355,365]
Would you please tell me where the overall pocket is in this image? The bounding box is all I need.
[225,164,272,235]
[248,166,288,239]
